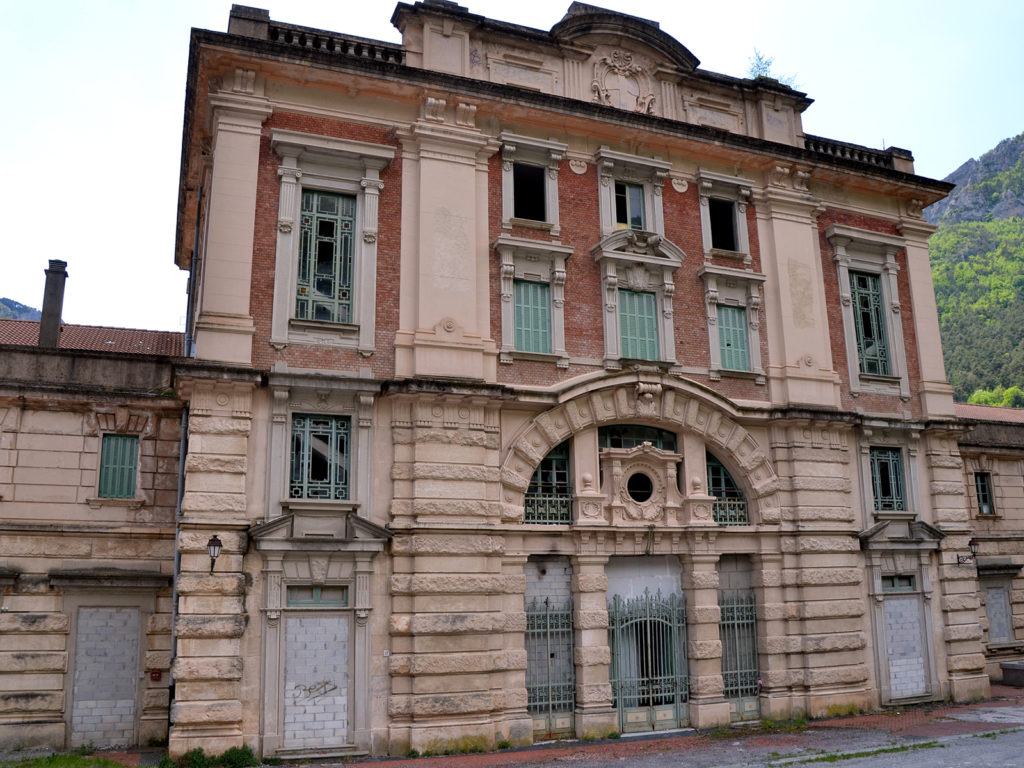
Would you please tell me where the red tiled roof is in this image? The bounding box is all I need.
[954,403,1024,424]
[0,319,183,357]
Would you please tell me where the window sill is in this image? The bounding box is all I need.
[281,499,360,515]
[279,319,363,351]
[706,247,752,266]
[709,367,766,385]
[987,641,1024,654]
[506,217,554,232]
[856,373,903,397]
[87,497,144,510]
[500,350,569,368]
[604,357,674,372]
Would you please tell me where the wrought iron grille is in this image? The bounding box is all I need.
[719,590,759,698]
[608,590,689,711]
[296,190,355,324]
[850,270,891,376]
[290,414,350,499]
[869,447,905,511]
[525,442,572,524]
[525,596,575,720]
[707,455,748,525]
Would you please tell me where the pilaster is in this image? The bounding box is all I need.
[571,554,616,739]
[169,376,257,758]
[683,547,730,729]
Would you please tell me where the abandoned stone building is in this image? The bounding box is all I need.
[2,0,1024,758]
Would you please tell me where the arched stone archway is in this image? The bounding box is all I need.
[499,375,781,524]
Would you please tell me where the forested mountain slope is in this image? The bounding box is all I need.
[925,132,1024,402]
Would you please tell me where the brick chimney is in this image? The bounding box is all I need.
[38,259,67,348]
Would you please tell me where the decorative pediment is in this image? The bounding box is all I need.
[551,3,700,73]
[591,229,685,270]
[252,508,391,553]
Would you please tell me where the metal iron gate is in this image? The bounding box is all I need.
[719,590,759,721]
[525,596,575,739]
[608,590,689,732]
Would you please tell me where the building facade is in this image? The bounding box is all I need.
[3,0,1024,758]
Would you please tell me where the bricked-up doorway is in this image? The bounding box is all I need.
[606,557,689,733]
[525,557,574,739]
[283,609,351,750]
[70,607,141,748]
[881,575,929,699]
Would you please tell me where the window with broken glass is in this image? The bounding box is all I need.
[290,414,351,500]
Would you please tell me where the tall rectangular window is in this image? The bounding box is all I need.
[619,290,658,360]
[717,305,749,371]
[708,198,737,251]
[524,442,572,524]
[870,447,905,511]
[512,163,546,221]
[290,414,351,500]
[850,271,890,375]
[513,280,551,353]
[614,182,645,230]
[296,191,356,324]
[975,472,995,515]
[98,434,138,499]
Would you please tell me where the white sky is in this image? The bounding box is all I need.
[3,0,1021,332]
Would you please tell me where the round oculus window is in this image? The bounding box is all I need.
[626,472,654,503]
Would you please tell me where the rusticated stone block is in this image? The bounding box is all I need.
[0,652,66,673]
[412,499,494,517]
[803,632,866,653]
[404,535,506,555]
[175,615,248,639]
[147,614,173,634]
[574,573,608,593]
[573,610,608,630]
[178,595,246,615]
[0,614,69,634]
[688,640,722,659]
[409,613,503,635]
[796,599,864,620]
[786,567,863,586]
[145,651,172,670]
[575,682,612,704]
[942,594,981,612]
[948,653,987,673]
[1,535,91,557]
[944,623,983,642]
[689,676,724,697]
[171,699,242,724]
[171,656,243,681]
[0,690,64,713]
[930,481,966,496]
[184,454,247,474]
[178,530,247,553]
[794,537,860,553]
[574,646,610,666]
[144,688,170,709]
[806,665,868,686]
[691,606,721,623]
[388,694,412,716]
[180,491,247,514]
[688,571,720,589]
[503,611,526,633]
[763,635,801,655]
[176,574,245,596]
[410,692,493,717]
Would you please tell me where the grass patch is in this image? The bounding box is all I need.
[798,740,943,763]
[0,756,129,768]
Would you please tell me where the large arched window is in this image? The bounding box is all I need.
[525,441,572,524]
[598,425,677,451]
[706,454,748,525]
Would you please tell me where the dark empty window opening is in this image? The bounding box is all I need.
[626,472,654,502]
[614,181,645,230]
[709,198,737,251]
[513,163,546,221]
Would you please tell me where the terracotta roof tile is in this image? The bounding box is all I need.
[954,403,1024,424]
[0,319,183,357]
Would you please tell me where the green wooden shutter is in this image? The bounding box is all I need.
[98,434,138,498]
[514,280,551,353]
[717,305,749,371]
[619,290,658,360]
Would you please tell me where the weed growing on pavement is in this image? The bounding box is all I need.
[496,740,512,750]
[0,756,126,768]
[798,740,943,763]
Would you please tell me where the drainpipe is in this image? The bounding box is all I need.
[168,402,189,728]
[38,260,68,348]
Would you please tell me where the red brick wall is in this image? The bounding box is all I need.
[817,209,923,418]
[248,112,402,380]
[490,156,769,402]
